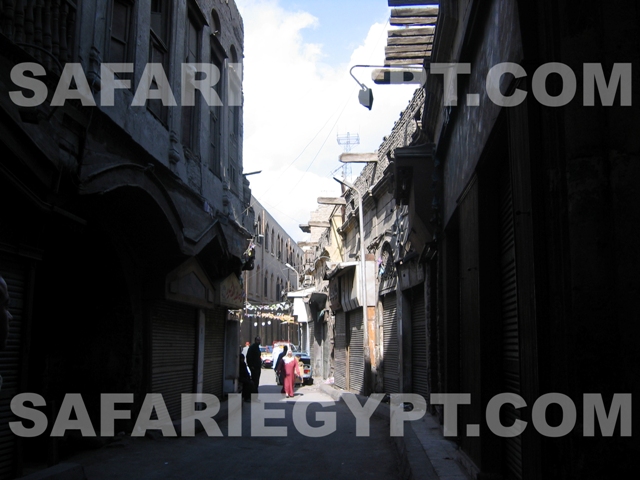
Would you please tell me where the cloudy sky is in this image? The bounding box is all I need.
[235,0,418,241]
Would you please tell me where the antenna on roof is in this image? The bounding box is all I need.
[336,132,360,182]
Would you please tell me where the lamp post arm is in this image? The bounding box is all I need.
[349,65,370,90]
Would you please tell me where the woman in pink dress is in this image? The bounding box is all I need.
[278,350,301,398]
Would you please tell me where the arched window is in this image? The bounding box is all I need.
[265,224,270,250]
[255,266,260,295]
[210,8,221,34]
[264,272,268,297]
[271,273,275,300]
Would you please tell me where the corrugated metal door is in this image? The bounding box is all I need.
[0,255,27,479]
[203,307,226,399]
[383,293,400,393]
[348,309,364,394]
[151,301,197,421]
[500,163,522,479]
[459,177,481,464]
[334,311,347,390]
[411,285,429,399]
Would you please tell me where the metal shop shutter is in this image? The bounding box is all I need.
[348,309,364,394]
[151,301,197,421]
[411,285,428,399]
[382,293,400,393]
[458,177,481,464]
[334,312,347,390]
[0,254,27,479]
[203,307,226,399]
[500,163,522,480]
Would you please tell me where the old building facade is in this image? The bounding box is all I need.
[308,0,639,478]
[241,194,304,347]
[0,0,252,475]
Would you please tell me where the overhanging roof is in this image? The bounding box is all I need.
[325,262,358,280]
[384,3,439,66]
[286,286,317,298]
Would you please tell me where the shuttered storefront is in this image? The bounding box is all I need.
[382,293,400,393]
[458,177,481,464]
[151,301,197,420]
[347,309,364,394]
[500,163,522,480]
[411,285,428,399]
[334,311,347,390]
[203,307,226,399]
[0,254,28,479]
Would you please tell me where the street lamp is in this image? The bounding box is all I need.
[349,64,427,109]
[332,176,369,369]
[285,263,299,290]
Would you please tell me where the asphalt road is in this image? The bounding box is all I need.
[66,369,400,480]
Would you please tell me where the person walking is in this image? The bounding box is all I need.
[278,350,301,398]
[274,345,288,393]
[238,353,253,402]
[245,336,262,393]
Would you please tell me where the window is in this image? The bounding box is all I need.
[150,0,170,40]
[210,109,221,176]
[209,22,225,176]
[256,216,263,244]
[182,12,201,151]
[148,0,170,123]
[109,0,134,65]
[264,275,268,297]
[228,46,241,193]
[255,267,260,296]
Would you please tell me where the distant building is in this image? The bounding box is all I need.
[0,0,252,475]
[242,195,304,346]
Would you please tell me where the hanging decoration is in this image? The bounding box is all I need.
[229,301,296,323]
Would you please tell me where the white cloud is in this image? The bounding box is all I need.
[236,0,417,241]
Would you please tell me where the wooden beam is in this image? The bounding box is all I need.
[385,48,432,60]
[386,44,430,54]
[339,153,379,163]
[384,57,430,66]
[388,0,438,6]
[387,35,433,46]
[390,16,437,26]
[391,6,439,17]
[308,221,331,228]
[317,197,347,205]
[388,26,435,37]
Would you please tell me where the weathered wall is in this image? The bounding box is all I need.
[441,0,523,226]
